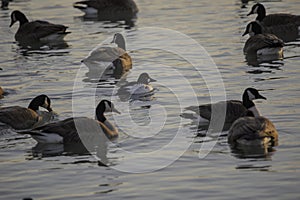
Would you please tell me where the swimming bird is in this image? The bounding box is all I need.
[0,94,55,130]
[242,21,284,56]
[73,0,138,19]
[19,100,120,144]
[1,0,10,10]
[82,33,132,77]
[0,86,4,98]
[183,88,267,125]
[247,3,300,42]
[9,10,70,43]
[117,73,156,97]
[247,3,300,27]
[228,113,278,146]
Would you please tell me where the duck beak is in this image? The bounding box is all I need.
[149,77,156,82]
[112,108,121,114]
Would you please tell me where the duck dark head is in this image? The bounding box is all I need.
[28,94,52,112]
[112,33,126,50]
[96,100,120,122]
[10,10,29,27]
[242,21,263,37]
[137,73,156,84]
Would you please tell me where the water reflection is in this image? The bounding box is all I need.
[230,142,277,159]
[245,53,284,67]
[15,40,69,52]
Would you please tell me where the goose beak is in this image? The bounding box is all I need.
[258,94,267,100]
[247,11,253,16]
[47,107,53,112]
[9,21,14,27]
[242,30,248,37]
[112,108,121,114]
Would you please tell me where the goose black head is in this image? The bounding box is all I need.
[242,21,263,36]
[247,3,266,21]
[28,94,53,112]
[244,88,267,101]
[96,100,121,121]
[10,10,29,27]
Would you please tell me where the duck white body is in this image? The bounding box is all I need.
[117,73,156,100]
[19,100,120,144]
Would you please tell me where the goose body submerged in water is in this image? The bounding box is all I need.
[182,88,266,125]
[0,95,55,130]
[19,100,120,144]
[9,10,70,43]
[73,0,139,19]
[242,21,284,56]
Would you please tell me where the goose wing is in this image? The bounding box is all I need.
[0,106,38,130]
[244,34,283,54]
[74,0,138,13]
[24,117,105,144]
[228,116,278,144]
[185,100,246,123]
[263,14,300,26]
[17,21,68,41]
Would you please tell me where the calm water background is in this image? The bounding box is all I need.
[1,0,300,199]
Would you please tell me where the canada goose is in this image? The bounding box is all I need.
[73,0,138,18]
[183,88,266,124]
[1,0,10,10]
[228,115,278,146]
[9,10,70,43]
[0,86,4,97]
[0,94,55,130]
[117,73,156,100]
[19,100,120,144]
[247,3,300,27]
[82,33,132,76]
[242,21,284,56]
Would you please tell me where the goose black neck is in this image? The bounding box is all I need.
[17,11,29,26]
[96,104,106,122]
[28,100,40,111]
[242,92,255,109]
[256,7,266,22]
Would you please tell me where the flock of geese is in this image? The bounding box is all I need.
[0,0,299,152]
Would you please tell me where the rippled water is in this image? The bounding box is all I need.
[1,0,300,199]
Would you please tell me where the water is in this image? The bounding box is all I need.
[1,0,300,199]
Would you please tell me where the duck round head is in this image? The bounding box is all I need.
[28,94,53,112]
[112,33,126,50]
[244,88,267,101]
[137,73,156,84]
